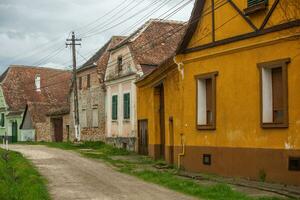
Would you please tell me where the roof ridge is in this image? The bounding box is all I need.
[9,65,70,72]
[110,19,185,51]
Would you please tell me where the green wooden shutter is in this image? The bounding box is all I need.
[123,93,130,119]
[112,95,118,120]
[0,113,4,127]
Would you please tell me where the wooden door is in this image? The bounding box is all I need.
[138,120,148,155]
[159,84,165,159]
[12,121,18,143]
[53,118,63,142]
[169,117,174,164]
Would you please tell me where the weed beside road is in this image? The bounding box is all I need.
[0,148,50,200]
[24,142,287,200]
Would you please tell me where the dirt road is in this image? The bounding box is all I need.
[10,145,195,200]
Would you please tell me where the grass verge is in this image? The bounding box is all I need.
[0,148,50,200]
[21,141,287,200]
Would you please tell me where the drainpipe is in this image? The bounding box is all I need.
[177,133,185,169]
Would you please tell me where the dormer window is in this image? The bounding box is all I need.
[117,56,123,73]
[35,75,41,92]
[244,0,268,15]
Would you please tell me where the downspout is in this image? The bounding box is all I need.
[174,55,186,169]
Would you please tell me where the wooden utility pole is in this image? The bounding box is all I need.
[66,32,81,141]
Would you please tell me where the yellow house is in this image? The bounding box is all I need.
[136,58,184,164]
[137,0,300,185]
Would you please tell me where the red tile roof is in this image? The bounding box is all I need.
[78,36,126,74]
[111,19,186,73]
[0,65,72,113]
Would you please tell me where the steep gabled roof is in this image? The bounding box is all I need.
[20,102,69,129]
[77,36,126,74]
[110,19,186,73]
[0,65,72,112]
[176,0,206,54]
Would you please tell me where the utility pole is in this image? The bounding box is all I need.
[66,32,81,141]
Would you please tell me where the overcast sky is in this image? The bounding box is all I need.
[0,0,194,73]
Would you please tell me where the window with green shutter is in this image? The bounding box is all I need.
[123,93,130,119]
[248,0,267,8]
[0,113,4,127]
[112,95,118,120]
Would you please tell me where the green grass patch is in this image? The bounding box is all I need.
[22,142,287,200]
[0,148,50,200]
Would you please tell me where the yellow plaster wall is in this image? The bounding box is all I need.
[137,66,183,146]
[188,0,298,49]
[179,35,300,149]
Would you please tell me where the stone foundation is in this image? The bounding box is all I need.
[80,128,105,141]
[106,137,136,151]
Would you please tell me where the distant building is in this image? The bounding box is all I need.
[69,36,125,141]
[105,19,186,151]
[0,65,71,142]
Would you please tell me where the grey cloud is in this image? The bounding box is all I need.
[0,0,193,72]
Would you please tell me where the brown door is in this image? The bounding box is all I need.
[169,117,174,164]
[159,84,165,159]
[53,118,63,142]
[138,120,148,155]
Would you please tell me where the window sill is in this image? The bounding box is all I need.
[244,2,267,15]
[123,119,131,122]
[197,125,216,130]
[261,123,288,129]
[112,120,118,123]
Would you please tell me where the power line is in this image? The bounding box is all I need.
[40,0,223,82]
[103,0,226,68]
[79,0,147,37]
[74,0,131,33]
[97,0,221,69]
[81,0,166,38]
[120,0,176,35]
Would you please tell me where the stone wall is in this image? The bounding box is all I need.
[35,122,51,142]
[106,137,136,151]
[69,66,106,141]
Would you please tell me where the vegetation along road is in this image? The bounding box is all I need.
[5,142,288,200]
[9,144,195,200]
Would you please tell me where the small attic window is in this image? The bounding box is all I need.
[244,0,268,15]
[35,75,41,92]
[117,56,123,73]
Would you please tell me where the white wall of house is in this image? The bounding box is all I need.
[106,76,137,138]
[105,45,142,139]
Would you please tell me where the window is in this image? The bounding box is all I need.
[195,72,218,130]
[244,0,268,15]
[258,58,290,128]
[92,107,98,127]
[112,95,118,120]
[117,56,123,73]
[203,154,211,165]
[78,77,82,90]
[248,0,267,8]
[289,157,300,171]
[87,74,91,88]
[81,109,87,127]
[35,74,41,92]
[0,113,5,127]
[123,93,130,120]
